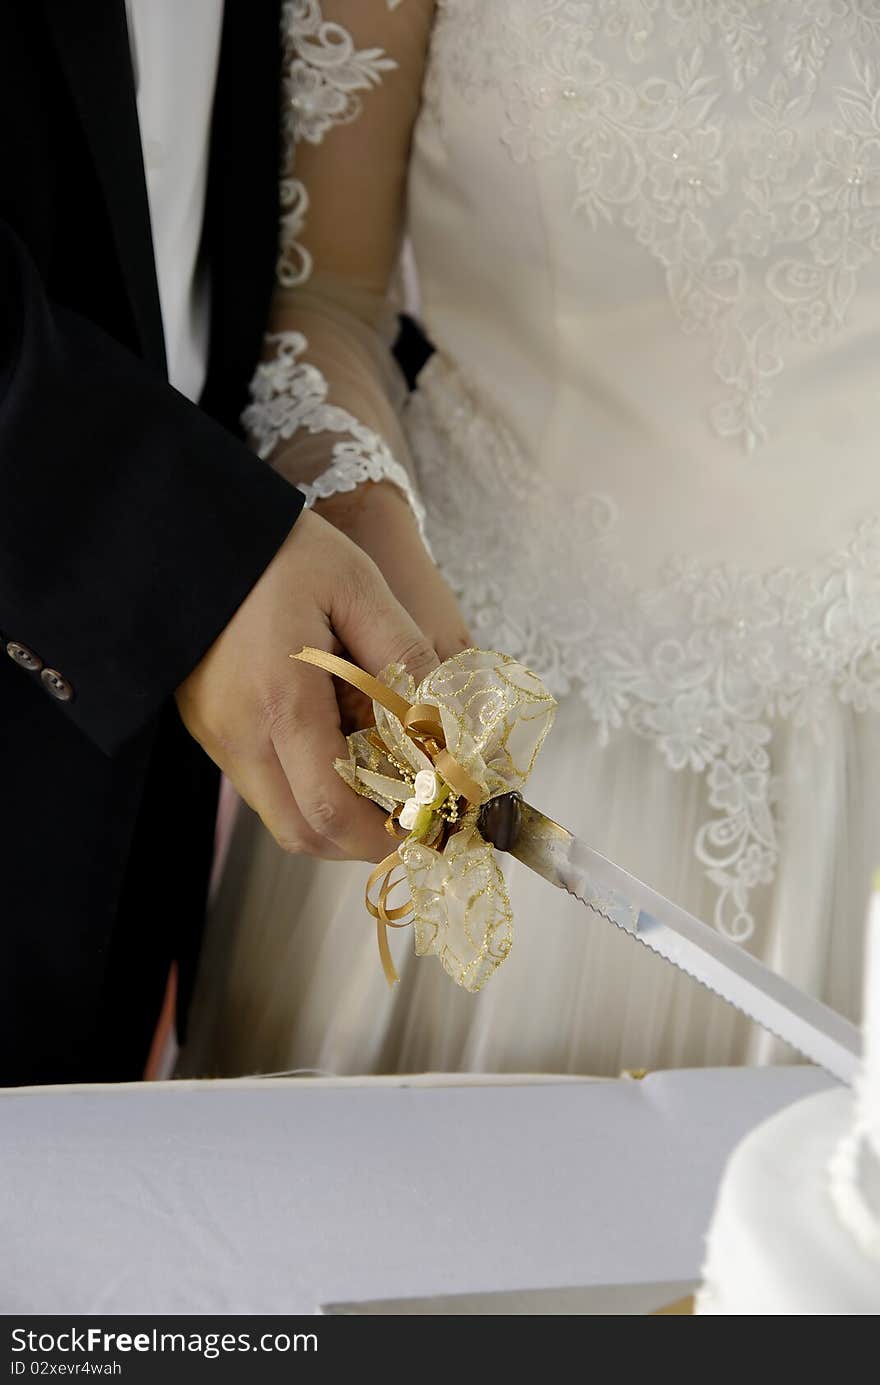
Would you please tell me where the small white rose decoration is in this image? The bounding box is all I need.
[413,769,439,805]
[399,783,435,838]
[398,797,420,831]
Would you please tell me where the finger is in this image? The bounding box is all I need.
[225,748,348,861]
[334,677,374,735]
[331,553,440,687]
[272,669,394,862]
[433,626,474,663]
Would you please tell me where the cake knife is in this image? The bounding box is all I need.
[478,794,862,1085]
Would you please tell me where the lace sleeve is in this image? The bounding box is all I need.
[244,0,435,541]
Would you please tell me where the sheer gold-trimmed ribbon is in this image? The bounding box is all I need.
[292,647,483,984]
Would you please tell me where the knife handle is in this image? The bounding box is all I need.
[478,792,523,852]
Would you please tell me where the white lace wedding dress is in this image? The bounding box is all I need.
[181,0,880,1078]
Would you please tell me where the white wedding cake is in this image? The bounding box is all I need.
[696,887,880,1314]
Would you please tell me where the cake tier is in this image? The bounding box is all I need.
[858,893,880,1171]
[830,1098,880,1261]
[831,889,880,1257]
[696,1088,880,1314]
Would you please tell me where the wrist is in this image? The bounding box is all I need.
[313,478,414,528]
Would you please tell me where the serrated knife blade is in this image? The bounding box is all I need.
[485,798,861,1085]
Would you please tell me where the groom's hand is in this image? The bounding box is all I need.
[175,510,439,862]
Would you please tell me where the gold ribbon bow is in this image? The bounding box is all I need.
[293,646,556,992]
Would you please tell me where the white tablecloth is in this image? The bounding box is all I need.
[0,1067,832,1314]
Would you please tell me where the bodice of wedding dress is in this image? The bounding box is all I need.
[407,0,880,944]
[409,0,880,564]
[253,0,880,946]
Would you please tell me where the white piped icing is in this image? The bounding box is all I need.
[830,887,880,1260]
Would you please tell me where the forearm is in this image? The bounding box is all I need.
[243,1,435,539]
[244,287,427,538]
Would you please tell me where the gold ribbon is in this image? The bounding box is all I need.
[365,853,413,986]
[292,647,484,983]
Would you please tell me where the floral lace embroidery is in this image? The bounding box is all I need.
[248,3,421,523]
[278,0,401,284]
[278,176,311,289]
[404,353,880,941]
[245,332,428,536]
[426,0,880,451]
[282,1,398,146]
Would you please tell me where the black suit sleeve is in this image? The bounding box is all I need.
[0,219,304,755]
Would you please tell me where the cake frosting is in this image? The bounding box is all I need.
[696,888,880,1314]
[829,887,880,1261]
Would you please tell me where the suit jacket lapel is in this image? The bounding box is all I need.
[43,0,167,373]
[200,0,281,429]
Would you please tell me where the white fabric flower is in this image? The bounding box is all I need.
[399,798,420,831]
[413,769,439,805]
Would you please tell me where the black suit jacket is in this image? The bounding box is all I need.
[0,0,304,1084]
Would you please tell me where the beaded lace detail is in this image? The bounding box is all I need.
[404,353,880,942]
[425,0,880,451]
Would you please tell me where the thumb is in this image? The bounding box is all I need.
[331,549,440,688]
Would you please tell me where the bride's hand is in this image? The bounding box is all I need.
[314,481,472,731]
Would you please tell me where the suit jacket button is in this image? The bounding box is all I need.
[41,668,74,702]
[6,641,43,673]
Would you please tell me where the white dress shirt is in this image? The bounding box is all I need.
[124,1,225,402]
